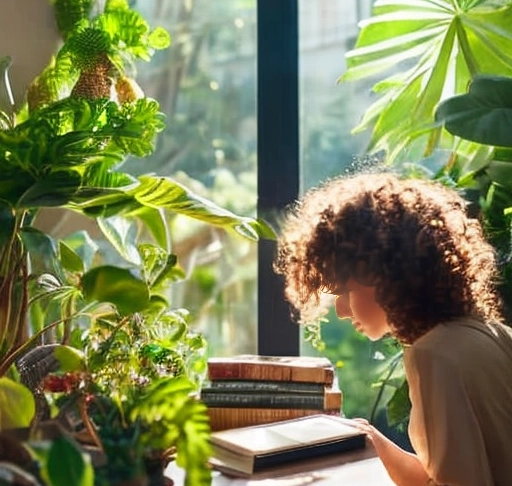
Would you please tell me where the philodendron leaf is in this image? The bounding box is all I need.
[53,345,86,372]
[81,265,150,314]
[46,436,94,486]
[0,378,35,429]
[436,75,512,147]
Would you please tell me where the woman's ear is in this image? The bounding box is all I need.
[335,295,353,319]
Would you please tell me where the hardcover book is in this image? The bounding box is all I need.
[209,414,366,477]
[203,379,326,394]
[207,355,335,384]
[207,406,341,431]
[200,385,342,409]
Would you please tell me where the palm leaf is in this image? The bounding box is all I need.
[341,0,512,162]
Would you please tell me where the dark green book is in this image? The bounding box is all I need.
[200,387,341,409]
[203,380,326,394]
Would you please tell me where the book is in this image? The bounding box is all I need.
[207,355,335,384]
[209,414,366,477]
[207,406,341,431]
[200,386,342,409]
[203,379,326,394]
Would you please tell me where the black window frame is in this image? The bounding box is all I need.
[257,0,300,355]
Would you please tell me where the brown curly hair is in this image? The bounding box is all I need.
[274,173,503,344]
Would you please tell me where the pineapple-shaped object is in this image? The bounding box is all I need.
[68,27,117,100]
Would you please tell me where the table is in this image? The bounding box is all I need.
[167,446,395,486]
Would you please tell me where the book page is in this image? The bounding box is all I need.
[267,416,360,446]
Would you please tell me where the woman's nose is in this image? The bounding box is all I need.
[335,295,353,319]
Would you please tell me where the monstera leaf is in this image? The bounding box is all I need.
[436,75,512,148]
[340,0,512,162]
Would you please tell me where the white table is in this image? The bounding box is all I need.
[167,446,395,486]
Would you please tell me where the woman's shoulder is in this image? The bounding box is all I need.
[404,317,512,365]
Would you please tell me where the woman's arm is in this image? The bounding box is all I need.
[353,418,430,486]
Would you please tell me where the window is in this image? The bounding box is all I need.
[132,0,382,418]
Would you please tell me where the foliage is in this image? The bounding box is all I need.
[340,0,512,163]
[340,0,512,429]
[0,0,273,484]
[436,75,512,148]
[0,377,35,429]
[28,435,95,486]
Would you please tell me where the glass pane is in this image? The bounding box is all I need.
[299,0,388,420]
[129,0,258,357]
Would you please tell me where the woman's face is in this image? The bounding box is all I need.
[334,279,391,341]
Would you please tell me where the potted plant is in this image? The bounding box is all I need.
[0,0,273,484]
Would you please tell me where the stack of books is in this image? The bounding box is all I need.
[200,355,342,431]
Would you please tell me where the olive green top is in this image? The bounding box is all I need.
[404,317,512,486]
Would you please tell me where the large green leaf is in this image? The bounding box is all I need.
[0,378,35,429]
[46,436,94,486]
[65,175,275,241]
[81,265,150,314]
[435,75,512,147]
[131,175,276,241]
[340,0,512,161]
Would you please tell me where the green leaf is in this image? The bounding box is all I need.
[46,436,94,486]
[62,231,99,272]
[386,379,411,427]
[20,227,61,277]
[484,160,512,190]
[0,205,15,249]
[131,175,275,241]
[81,265,150,314]
[16,171,82,208]
[129,206,170,250]
[59,241,84,273]
[97,215,141,265]
[53,345,86,372]
[341,0,512,161]
[435,75,512,147]
[0,378,35,429]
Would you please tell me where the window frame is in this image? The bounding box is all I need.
[257,0,300,355]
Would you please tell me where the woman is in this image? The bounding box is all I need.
[274,172,512,486]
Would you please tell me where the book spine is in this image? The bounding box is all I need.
[204,380,326,394]
[200,390,342,410]
[207,363,334,385]
[207,407,341,431]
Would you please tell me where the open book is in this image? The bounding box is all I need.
[209,414,366,477]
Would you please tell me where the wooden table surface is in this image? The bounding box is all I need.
[167,445,395,486]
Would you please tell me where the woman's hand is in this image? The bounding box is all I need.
[351,418,430,486]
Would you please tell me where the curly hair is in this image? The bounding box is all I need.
[274,173,503,344]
